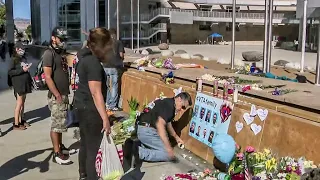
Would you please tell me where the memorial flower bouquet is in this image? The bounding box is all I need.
[229,145,277,180]
[228,144,244,176]
[111,97,139,145]
[161,169,225,180]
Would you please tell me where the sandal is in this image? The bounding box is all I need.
[20,120,31,127]
[13,124,26,130]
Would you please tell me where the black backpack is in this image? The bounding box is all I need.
[32,48,56,90]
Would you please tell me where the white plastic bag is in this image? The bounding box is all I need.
[96,133,124,180]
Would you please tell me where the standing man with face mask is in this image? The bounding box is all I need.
[42,27,72,165]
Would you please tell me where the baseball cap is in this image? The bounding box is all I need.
[51,27,69,41]
[15,42,25,50]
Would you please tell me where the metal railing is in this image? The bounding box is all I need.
[122,23,167,39]
[121,7,288,23]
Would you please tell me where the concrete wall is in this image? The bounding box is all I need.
[170,23,299,44]
[121,69,320,164]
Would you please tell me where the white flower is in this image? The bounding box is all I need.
[198,172,205,177]
[292,162,298,167]
[277,173,286,178]
[256,171,267,180]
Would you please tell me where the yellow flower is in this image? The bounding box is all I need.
[264,149,271,155]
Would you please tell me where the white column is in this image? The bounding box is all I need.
[5,0,14,42]
[137,0,140,51]
[108,0,110,29]
[266,0,273,73]
[263,0,269,73]
[300,0,308,73]
[230,0,236,69]
[94,0,98,27]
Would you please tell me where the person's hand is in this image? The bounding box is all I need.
[102,120,111,135]
[23,66,29,72]
[175,137,184,145]
[55,94,62,104]
[167,147,175,160]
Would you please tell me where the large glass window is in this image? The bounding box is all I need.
[57,0,81,41]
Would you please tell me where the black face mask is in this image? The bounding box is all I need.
[51,43,66,54]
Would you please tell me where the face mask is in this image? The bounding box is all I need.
[57,41,66,49]
[17,49,25,56]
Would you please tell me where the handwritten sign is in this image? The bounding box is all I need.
[189,92,233,147]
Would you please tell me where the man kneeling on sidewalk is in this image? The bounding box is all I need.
[126,92,192,166]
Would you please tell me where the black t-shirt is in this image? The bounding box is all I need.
[102,40,125,68]
[138,98,176,128]
[42,48,70,96]
[74,48,107,109]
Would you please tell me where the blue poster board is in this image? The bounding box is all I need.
[189,92,233,147]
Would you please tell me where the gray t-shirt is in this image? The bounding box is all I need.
[42,48,70,96]
[102,40,125,68]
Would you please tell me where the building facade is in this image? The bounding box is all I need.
[30,0,299,46]
[120,0,299,47]
[31,0,118,44]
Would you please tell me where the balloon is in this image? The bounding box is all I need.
[212,133,236,164]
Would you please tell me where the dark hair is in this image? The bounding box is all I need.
[88,27,113,62]
[12,47,23,64]
[175,92,192,106]
[109,28,117,35]
[109,28,117,40]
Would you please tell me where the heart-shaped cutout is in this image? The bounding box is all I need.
[220,102,233,123]
[235,121,243,133]
[250,104,257,117]
[243,113,254,125]
[250,123,262,135]
[257,109,268,121]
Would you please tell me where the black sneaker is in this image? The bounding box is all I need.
[111,107,122,111]
[60,144,70,155]
[52,152,73,165]
[132,140,142,168]
[123,138,133,172]
[79,173,87,180]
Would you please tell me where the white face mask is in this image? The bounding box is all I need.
[17,49,25,56]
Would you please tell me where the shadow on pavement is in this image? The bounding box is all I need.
[0,148,53,180]
[0,105,50,136]
[121,168,145,180]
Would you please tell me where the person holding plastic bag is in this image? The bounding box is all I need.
[74,28,112,180]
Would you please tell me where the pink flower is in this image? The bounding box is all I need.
[246,146,255,153]
[235,144,240,150]
[204,168,211,174]
[236,153,244,160]
[165,176,174,180]
[286,165,292,173]
[295,168,302,175]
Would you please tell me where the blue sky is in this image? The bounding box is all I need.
[4,0,31,19]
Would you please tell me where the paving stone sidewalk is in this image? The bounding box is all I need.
[0,88,203,180]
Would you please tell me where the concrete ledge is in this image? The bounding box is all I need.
[121,68,320,164]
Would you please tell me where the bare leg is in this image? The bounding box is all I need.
[59,132,63,146]
[51,132,61,153]
[14,94,26,130]
[19,95,26,123]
